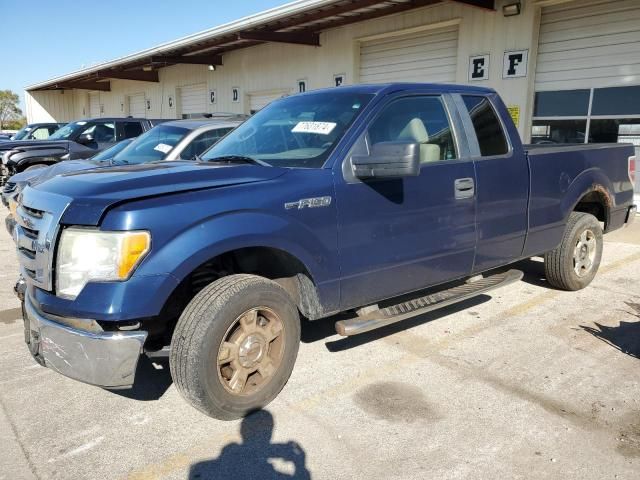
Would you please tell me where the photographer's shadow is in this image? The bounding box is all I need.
[189,410,310,480]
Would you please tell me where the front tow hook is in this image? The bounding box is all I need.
[14,276,26,302]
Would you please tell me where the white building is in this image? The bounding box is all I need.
[24,0,640,155]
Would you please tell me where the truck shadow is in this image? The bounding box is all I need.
[507,258,549,288]
[580,301,640,359]
[107,357,173,401]
[302,295,492,352]
[188,409,311,479]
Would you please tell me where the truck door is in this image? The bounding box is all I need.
[454,94,529,273]
[334,94,477,310]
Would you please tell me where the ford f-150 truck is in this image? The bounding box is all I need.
[13,83,636,420]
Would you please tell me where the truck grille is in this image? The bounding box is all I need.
[14,188,71,292]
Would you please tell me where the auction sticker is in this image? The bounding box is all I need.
[154,143,173,154]
[292,122,337,135]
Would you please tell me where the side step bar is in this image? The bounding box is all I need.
[335,269,523,336]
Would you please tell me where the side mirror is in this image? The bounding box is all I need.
[77,133,94,145]
[351,141,420,179]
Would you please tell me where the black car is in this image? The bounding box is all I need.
[0,117,161,184]
[10,123,66,141]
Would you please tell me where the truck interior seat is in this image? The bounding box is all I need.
[397,118,441,163]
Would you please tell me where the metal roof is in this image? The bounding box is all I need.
[27,0,494,92]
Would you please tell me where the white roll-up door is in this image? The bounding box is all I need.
[89,93,100,118]
[358,25,458,84]
[536,0,640,91]
[179,84,206,117]
[128,94,146,118]
[249,92,287,114]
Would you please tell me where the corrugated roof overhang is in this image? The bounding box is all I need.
[27,0,495,92]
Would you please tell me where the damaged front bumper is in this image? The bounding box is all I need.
[20,290,148,388]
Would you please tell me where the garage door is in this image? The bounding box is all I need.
[536,0,640,90]
[359,25,458,84]
[128,94,146,118]
[89,93,100,118]
[179,84,206,118]
[249,92,287,114]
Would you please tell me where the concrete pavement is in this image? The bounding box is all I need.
[0,222,638,479]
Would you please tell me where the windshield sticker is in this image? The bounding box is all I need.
[76,121,87,125]
[154,143,173,154]
[292,121,337,135]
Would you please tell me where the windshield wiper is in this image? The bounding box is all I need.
[205,155,270,167]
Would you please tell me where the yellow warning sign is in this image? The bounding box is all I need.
[507,105,520,128]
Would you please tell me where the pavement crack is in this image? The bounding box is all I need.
[0,392,42,480]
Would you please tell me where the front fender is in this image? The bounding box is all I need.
[141,210,330,282]
[9,148,65,170]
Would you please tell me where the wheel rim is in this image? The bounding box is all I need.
[573,229,597,277]
[217,307,285,397]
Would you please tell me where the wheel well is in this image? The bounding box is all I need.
[573,188,610,228]
[146,247,322,349]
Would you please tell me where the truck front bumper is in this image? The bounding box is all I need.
[20,288,148,389]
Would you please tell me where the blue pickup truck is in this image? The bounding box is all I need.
[12,83,636,419]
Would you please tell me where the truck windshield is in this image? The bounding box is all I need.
[112,125,189,165]
[12,125,33,140]
[201,91,374,168]
[48,121,85,140]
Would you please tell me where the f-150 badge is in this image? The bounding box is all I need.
[285,196,332,210]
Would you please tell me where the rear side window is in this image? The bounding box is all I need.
[462,96,508,157]
[119,121,144,140]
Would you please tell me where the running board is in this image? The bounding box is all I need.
[335,269,523,336]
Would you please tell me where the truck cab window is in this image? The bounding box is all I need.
[462,96,508,157]
[119,121,144,140]
[368,96,457,162]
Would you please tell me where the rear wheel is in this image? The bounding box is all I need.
[170,274,300,420]
[544,212,603,291]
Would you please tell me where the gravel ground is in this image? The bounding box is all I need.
[0,220,639,480]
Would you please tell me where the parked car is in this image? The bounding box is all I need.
[2,138,135,235]
[12,83,636,420]
[10,123,66,141]
[0,117,163,184]
[3,118,241,233]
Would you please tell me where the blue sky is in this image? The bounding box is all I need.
[1,0,292,111]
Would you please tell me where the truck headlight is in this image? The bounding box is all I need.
[56,228,151,299]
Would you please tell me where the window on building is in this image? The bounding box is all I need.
[462,95,508,156]
[531,85,640,146]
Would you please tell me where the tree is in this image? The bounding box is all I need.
[0,90,22,130]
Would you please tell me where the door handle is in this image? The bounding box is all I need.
[454,177,475,200]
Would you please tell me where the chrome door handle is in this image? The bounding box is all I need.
[454,177,475,199]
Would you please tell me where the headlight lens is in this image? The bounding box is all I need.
[56,228,151,299]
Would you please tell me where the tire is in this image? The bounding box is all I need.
[544,212,603,291]
[170,274,300,420]
[23,164,47,172]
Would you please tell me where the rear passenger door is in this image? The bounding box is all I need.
[455,94,529,273]
[335,94,477,310]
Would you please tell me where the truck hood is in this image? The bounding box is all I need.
[31,161,288,225]
[0,140,70,153]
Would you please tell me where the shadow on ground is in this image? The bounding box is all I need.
[581,301,640,359]
[189,410,310,479]
[107,357,173,401]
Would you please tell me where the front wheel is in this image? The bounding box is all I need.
[170,274,300,420]
[544,212,603,291]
